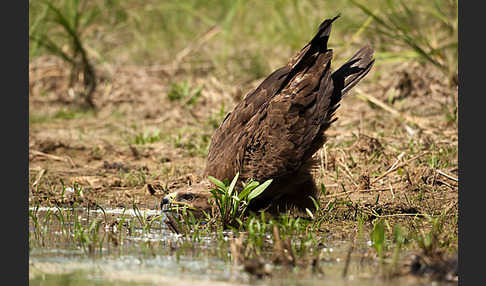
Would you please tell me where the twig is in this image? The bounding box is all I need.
[389,182,395,200]
[319,149,325,176]
[32,168,46,188]
[337,149,359,187]
[338,160,359,188]
[437,179,454,189]
[371,152,428,185]
[361,212,428,218]
[324,187,391,199]
[435,169,458,182]
[30,150,76,168]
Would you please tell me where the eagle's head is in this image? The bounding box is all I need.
[160,181,214,217]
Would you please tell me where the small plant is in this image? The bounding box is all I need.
[54,107,94,120]
[208,172,272,228]
[121,170,147,187]
[172,130,211,157]
[167,81,203,106]
[133,130,162,145]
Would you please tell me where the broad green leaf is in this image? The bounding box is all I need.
[208,176,227,191]
[238,181,260,200]
[248,179,272,201]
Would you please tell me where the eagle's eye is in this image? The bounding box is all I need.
[178,193,195,201]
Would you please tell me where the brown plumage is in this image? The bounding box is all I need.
[162,16,374,214]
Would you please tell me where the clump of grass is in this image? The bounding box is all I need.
[132,203,163,234]
[208,172,273,229]
[133,130,162,145]
[412,214,454,256]
[120,170,147,187]
[172,130,211,157]
[391,224,406,273]
[167,81,203,106]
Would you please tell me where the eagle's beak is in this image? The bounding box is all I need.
[160,192,197,212]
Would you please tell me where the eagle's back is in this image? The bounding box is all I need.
[204,16,374,210]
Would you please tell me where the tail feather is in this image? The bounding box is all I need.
[332,45,375,96]
[290,14,340,69]
[323,45,374,124]
[275,15,341,97]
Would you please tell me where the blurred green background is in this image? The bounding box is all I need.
[29,0,457,87]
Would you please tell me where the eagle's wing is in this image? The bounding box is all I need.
[204,66,290,181]
[240,44,374,183]
[205,17,339,181]
[239,50,334,183]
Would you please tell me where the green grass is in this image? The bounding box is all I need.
[167,81,203,106]
[29,108,95,124]
[30,0,457,89]
[28,1,441,83]
[133,130,162,145]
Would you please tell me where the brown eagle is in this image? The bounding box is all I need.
[161,16,374,215]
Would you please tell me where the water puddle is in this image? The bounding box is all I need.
[29,207,445,285]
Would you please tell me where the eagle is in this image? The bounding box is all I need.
[161,15,374,216]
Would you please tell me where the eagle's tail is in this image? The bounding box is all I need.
[326,45,375,119]
[334,45,374,95]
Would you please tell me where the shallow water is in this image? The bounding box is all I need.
[29,207,445,286]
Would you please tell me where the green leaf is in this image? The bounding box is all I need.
[227,172,239,197]
[210,188,225,196]
[309,196,320,211]
[248,179,273,201]
[238,181,260,200]
[210,189,223,214]
[208,176,227,191]
[320,183,327,196]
